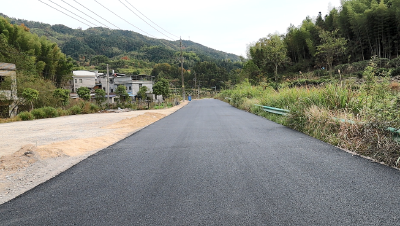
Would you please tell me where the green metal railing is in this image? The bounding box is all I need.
[254,104,290,116]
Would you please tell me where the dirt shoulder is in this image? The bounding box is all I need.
[0,101,189,205]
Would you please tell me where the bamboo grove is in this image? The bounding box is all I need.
[246,0,400,83]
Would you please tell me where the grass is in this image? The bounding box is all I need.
[217,75,400,168]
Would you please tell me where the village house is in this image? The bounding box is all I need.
[71,70,156,103]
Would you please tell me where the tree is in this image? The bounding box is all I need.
[251,34,290,81]
[53,88,70,106]
[77,87,91,101]
[137,86,148,100]
[22,88,39,111]
[95,89,106,106]
[316,29,347,75]
[152,78,170,100]
[116,85,129,103]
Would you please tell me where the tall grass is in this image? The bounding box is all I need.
[218,78,400,167]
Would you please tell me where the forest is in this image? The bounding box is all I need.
[245,0,400,84]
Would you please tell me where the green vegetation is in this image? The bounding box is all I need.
[18,111,34,121]
[94,89,106,106]
[219,60,400,167]
[22,88,39,111]
[77,87,91,101]
[116,85,129,103]
[1,12,242,83]
[243,0,400,82]
[137,86,148,100]
[153,78,170,100]
[53,88,70,106]
[31,108,46,119]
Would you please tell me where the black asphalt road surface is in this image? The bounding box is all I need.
[1,99,400,225]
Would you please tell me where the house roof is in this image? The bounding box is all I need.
[73,70,97,77]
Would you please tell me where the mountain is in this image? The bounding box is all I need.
[0,13,241,63]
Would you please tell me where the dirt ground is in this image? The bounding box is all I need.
[0,101,188,205]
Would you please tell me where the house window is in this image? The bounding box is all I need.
[103,87,105,91]
[79,79,82,83]
[129,86,131,90]
[139,84,142,88]
[111,89,113,93]
[75,79,77,83]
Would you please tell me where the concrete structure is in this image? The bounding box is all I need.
[0,63,18,118]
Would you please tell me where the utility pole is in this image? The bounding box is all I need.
[106,64,109,109]
[180,37,185,101]
[194,71,196,99]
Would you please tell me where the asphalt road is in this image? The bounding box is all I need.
[1,99,400,225]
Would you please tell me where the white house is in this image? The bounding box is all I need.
[72,70,101,93]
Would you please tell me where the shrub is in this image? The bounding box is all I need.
[57,108,69,116]
[53,88,70,106]
[77,87,91,101]
[69,105,81,115]
[18,111,34,121]
[90,103,99,113]
[31,108,46,119]
[390,67,400,77]
[313,69,328,77]
[42,107,59,118]
[80,101,92,114]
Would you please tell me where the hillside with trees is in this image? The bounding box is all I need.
[0,13,243,91]
[0,13,240,63]
[244,0,400,84]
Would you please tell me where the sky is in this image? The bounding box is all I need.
[2,0,342,57]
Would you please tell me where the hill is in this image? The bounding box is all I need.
[0,13,241,63]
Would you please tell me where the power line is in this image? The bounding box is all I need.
[47,0,98,27]
[72,0,121,29]
[93,0,177,50]
[119,0,175,41]
[124,0,179,39]
[94,0,152,35]
[38,0,92,27]
[61,0,112,29]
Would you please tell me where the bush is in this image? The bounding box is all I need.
[313,69,328,77]
[18,111,34,121]
[42,107,59,118]
[69,105,82,115]
[90,103,99,112]
[57,108,69,116]
[31,108,46,119]
[80,101,92,114]
[390,67,400,77]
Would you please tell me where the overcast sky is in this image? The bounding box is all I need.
[3,0,342,57]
